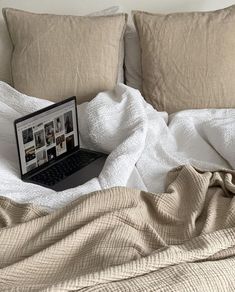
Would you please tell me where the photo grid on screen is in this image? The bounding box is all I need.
[19,106,77,175]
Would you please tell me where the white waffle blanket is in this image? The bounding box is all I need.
[0,81,234,210]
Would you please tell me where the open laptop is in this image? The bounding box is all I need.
[14,96,107,191]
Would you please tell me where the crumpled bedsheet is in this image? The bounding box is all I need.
[0,81,234,210]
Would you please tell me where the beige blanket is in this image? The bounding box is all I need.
[1,165,235,291]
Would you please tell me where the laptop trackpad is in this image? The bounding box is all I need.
[51,156,106,192]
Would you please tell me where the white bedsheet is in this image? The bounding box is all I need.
[0,81,234,211]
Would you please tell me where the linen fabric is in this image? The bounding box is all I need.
[1,165,235,291]
[3,8,127,103]
[0,6,122,85]
[124,24,142,91]
[133,5,235,113]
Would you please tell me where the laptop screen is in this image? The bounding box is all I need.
[15,97,79,176]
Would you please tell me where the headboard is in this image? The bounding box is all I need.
[1,0,235,84]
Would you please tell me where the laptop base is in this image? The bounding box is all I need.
[26,155,106,192]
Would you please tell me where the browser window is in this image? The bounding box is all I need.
[15,100,78,175]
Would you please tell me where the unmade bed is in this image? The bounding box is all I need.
[0,1,235,291]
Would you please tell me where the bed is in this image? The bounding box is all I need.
[0,0,235,291]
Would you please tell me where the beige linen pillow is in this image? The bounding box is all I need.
[133,6,235,113]
[0,6,123,85]
[124,24,142,92]
[3,8,127,103]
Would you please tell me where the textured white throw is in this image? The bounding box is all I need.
[0,81,234,210]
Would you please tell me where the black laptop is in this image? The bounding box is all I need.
[14,96,107,191]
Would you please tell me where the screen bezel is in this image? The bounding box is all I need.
[14,96,80,180]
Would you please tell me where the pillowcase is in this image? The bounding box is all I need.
[0,6,122,86]
[87,6,124,84]
[87,6,120,16]
[3,8,127,103]
[133,6,235,113]
[124,25,142,92]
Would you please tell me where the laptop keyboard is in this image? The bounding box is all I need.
[31,151,103,186]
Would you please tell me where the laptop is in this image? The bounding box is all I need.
[14,96,107,191]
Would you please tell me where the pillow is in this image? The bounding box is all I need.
[87,6,124,84]
[3,8,127,103]
[124,24,142,92]
[133,6,235,113]
[0,6,123,86]
[87,6,120,16]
